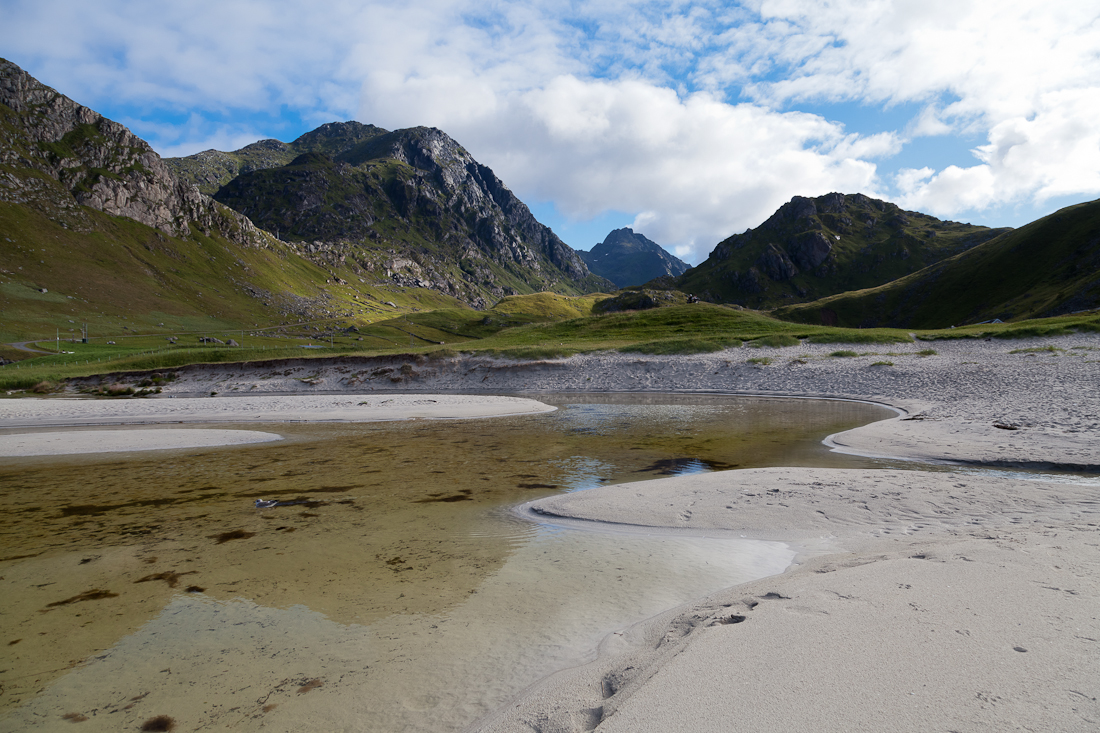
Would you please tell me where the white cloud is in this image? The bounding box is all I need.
[5,0,1100,255]
[362,72,887,261]
[1,0,368,118]
[896,88,1100,216]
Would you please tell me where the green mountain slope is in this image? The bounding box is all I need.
[579,228,689,287]
[678,193,1008,308]
[774,198,1100,328]
[0,59,467,344]
[170,123,614,308]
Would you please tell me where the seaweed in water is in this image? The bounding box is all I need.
[141,716,175,731]
[134,571,197,588]
[415,489,474,503]
[209,529,255,544]
[45,589,119,608]
[298,678,324,694]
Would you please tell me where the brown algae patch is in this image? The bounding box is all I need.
[134,571,196,588]
[44,589,119,609]
[209,529,255,544]
[297,678,324,694]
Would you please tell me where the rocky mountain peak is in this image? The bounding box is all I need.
[0,58,270,247]
[579,227,689,288]
[189,121,610,307]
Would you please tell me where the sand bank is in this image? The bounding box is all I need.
[121,332,1099,470]
[0,394,555,455]
[0,428,282,456]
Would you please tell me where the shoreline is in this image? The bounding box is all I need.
[0,394,557,456]
[465,337,1100,732]
[4,333,1099,730]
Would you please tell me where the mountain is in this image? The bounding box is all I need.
[164,122,390,195]
[774,198,1100,328]
[578,228,689,288]
[0,58,467,343]
[0,58,270,249]
[677,192,1009,309]
[168,123,614,308]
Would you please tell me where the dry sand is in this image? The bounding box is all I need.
[8,333,1100,730]
[0,394,556,456]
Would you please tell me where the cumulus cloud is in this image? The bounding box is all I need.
[362,72,887,260]
[896,88,1100,216]
[4,0,1100,259]
[1,0,367,119]
[731,0,1100,216]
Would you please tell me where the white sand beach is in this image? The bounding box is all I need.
[0,394,556,456]
[5,333,1099,731]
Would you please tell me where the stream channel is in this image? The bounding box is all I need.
[0,393,896,732]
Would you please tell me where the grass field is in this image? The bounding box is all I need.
[5,293,1097,392]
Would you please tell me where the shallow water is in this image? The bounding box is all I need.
[0,394,893,732]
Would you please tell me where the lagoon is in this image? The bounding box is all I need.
[0,394,894,732]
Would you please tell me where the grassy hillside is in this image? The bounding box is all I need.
[0,200,469,348]
[774,198,1100,328]
[678,193,1007,309]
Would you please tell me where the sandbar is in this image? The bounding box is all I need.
[0,394,555,455]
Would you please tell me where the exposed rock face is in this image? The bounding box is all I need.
[757,243,798,281]
[678,192,1010,309]
[788,230,834,270]
[195,123,611,307]
[0,58,270,248]
[578,228,690,288]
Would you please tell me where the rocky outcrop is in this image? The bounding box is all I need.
[579,228,690,287]
[757,243,798,281]
[788,230,834,270]
[0,58,271,248]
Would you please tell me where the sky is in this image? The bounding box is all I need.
[4,0,1100,264]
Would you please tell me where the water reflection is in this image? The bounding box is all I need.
[0,394,894,731]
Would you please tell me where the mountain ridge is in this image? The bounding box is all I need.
[774,197,1100,328]
[677,192,1010,309]
[0,57,271,250]
[579,228,690,288]
[170,122,613,307]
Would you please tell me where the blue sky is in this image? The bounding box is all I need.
[4,0,1100,264]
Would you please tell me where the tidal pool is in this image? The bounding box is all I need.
[0,394,894,732]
